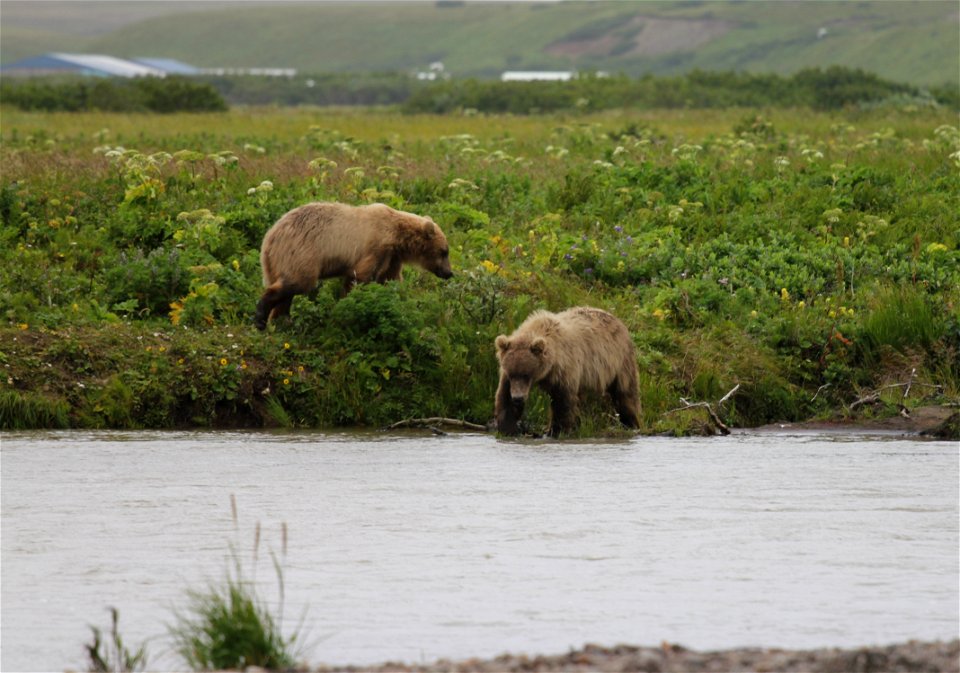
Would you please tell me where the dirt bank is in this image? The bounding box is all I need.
[314,639,959,673]
[755,405,959,439]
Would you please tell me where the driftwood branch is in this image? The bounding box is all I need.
[902,368,916,401]
[848,373,943,412]
[717,383,741,408]
[848,392,881,411]
[384,417,490,433]
[811,383,831,402]
[664,384,739,435]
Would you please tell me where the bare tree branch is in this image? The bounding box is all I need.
[384,417,489,432]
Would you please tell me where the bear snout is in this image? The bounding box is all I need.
[509,378,531,402]
[433,261,453,279]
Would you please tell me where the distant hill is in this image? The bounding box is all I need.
[2,1,957,86]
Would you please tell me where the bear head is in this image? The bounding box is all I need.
[495,334,549,403]
[419,218,453,280]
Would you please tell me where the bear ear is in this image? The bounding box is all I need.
[423,218,438,238]
[530,337,546,357]
[495,335,510,353]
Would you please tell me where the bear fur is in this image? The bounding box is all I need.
[494,306,641,436]
[254,202,453,329]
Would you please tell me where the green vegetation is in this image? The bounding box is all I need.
[81,504,302,672]
[3,1,957,86]
[169,512,301,671]
[401,68,951,114]
[170,558,298,671]
[1,105,958,435]
[6,67,951,114]
[84,607,148,673]
[0,76,227,113]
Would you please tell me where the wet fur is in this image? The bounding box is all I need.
[494,307,641,437]
[255,202,452,329]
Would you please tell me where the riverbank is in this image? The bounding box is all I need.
[755,404,959,439]
[2,108,958,435]
[313,640,960,673]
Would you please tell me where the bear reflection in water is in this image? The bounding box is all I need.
[255,201,453,330]
[494,306,641,437]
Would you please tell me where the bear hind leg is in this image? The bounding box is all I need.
[547,387,578,437]
[255,281,297,331]
[269,294,294,321]
[608,376,641,429]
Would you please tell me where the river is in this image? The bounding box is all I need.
[1,429,957,672]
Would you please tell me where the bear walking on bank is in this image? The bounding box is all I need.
[494,306,641,437]
[254,202,453,330]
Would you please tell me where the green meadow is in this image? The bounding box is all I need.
[1,106,958,433]
[3,1,957,86]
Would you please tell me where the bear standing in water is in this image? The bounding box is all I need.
[254,202,453,330]
[494,307,641,437]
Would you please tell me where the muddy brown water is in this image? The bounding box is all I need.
[1,429,957,672]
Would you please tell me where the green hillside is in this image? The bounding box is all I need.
[2,1,958,86]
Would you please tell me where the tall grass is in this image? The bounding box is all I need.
[859,284,944,363]
[0,390,70,430]
[169,498,302,671]
[84,607,147,673]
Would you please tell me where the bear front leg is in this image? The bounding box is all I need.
[494,374,523,435]
[375,256,403,283]
[547,387,578,437]
[345,254,382,292]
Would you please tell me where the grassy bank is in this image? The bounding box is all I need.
[1,106,958,434]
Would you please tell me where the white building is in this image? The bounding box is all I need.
[501,71,574,82]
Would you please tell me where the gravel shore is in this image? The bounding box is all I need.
[313,640,959,673]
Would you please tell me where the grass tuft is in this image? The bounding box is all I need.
[84,607,147,673]
[169,502,303,671]
[0,390,70,430]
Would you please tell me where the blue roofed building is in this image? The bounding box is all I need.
[0,53,200,78]
[130,58,200,75]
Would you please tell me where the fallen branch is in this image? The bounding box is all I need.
[665,398,731,435]
[717,383,741,408]
[849,374,944,412]
[902,367,916,401]
[384,417,489,432]
[811,383,831,402]
[848,392,881,411]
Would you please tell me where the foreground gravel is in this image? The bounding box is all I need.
[313,639,959,673]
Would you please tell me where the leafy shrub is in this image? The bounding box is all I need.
[104,247,189,318]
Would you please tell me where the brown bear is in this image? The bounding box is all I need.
[254,202,453,329]
[494,306,641,437]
